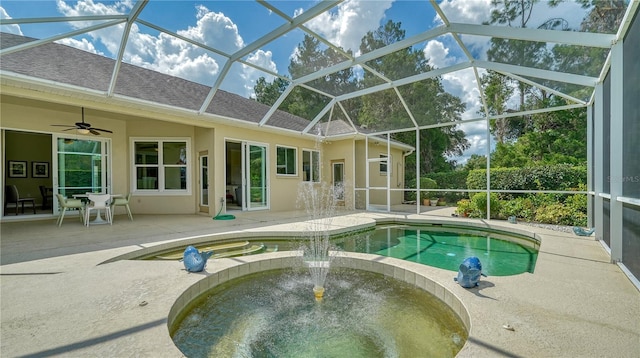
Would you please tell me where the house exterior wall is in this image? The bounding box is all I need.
[1,95,345,216]
[354,139,405,209]
[125,118,196,214]
[212,125,320,213]
[321,139,356,209]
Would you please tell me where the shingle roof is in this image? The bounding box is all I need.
[0,32,330,134]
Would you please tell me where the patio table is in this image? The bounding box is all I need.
[72,193,122,224]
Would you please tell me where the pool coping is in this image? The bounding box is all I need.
[167,252,472,348]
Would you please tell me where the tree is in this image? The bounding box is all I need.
[253,21,469,177]
[255,35,356,121]
[481,0,555,143]
[464,154,487,170]
[253,77,288,106]
[551,0,627,99]
[357,20,468,176]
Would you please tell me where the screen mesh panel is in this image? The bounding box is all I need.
[623,11,640,198]
[622,204,640,279]
[602,199,610,248]
[602,71,611,194]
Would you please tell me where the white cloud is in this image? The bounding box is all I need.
[178,5,244,55]
[456,121,490,164]
[423,39,451,69]
[435,0,492,25]
[434,0,493,60]
[53,1,276,98]
[0,7,23,35]
[440,66,487,164]
[304,0,394,55]
[57,37,102,55]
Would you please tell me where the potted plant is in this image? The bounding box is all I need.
[419,178,438,206]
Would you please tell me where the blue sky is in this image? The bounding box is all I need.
[1,0,593,162]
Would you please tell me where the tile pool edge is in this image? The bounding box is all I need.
[167,251,472,352]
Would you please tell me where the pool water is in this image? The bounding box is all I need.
[141,224,538,276]
[337,226,538,276]
[171,269,467,357]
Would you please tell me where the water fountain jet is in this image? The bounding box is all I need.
[297,181,343,301]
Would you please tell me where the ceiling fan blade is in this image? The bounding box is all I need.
[89,129,102,135]
[51,124,76,127]
[62,128,75,131]
[90,127,113,133]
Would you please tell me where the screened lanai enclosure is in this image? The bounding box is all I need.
[1,1,638,284]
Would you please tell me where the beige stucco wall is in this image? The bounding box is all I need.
[1,94,410,218]
[1,95,334,216]
[320,138,355,209]
[214,126,319,213]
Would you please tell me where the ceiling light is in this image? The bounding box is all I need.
[77,128,90,135]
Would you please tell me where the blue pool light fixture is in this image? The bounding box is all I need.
[572,227,595,236]
[183,245,214,272]
[454,256,487,288]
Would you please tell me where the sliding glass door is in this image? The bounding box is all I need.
[244,142,268,211]
[54,136,110,211]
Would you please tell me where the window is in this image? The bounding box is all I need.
[380,154,391,175]
[276,145,297,175]
[133,138,190,193]
[302,149,320,182]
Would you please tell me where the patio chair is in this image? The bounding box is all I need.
[110,192,133,222]
[55,193,85,226]
[4,185,36,215]
[39,185,53,210]
[84,193,112,226]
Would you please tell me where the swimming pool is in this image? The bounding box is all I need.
[132,223,539,276]
[339,225,539,276]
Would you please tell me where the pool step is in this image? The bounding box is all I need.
[155,241,250,260]
[211,244,265,259]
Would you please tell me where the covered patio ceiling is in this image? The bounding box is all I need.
[0,0,638,138]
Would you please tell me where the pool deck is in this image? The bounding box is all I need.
[1,210,639,357]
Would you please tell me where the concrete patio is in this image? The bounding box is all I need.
[1,210,638,357]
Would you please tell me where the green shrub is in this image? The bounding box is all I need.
[469,192,501,219]
[404,177,438,201]
[534,202,587,226]
[419,177,438,201]
[455,199,472,216]
[499,197,536,221]
[426,171,468,189]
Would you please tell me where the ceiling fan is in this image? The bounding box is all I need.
[51,107,113,135]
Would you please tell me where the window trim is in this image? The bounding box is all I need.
[302,148,321,182]
[130,137,192,195]
[380,153,392,176]
[275,145,298,177]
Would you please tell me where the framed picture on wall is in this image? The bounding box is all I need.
[8,161,27,178]
[32,161,49,178]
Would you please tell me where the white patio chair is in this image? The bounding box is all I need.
[55,193,85,227]
[110,192,133,222]
[84,193,112,226]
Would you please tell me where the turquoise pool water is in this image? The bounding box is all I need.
[139,224,538,276]
[337,225,538,276]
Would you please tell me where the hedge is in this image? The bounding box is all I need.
[426,170,469,190]
[466,164,586,198]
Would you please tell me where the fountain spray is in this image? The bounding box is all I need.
[297,180,343,301]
